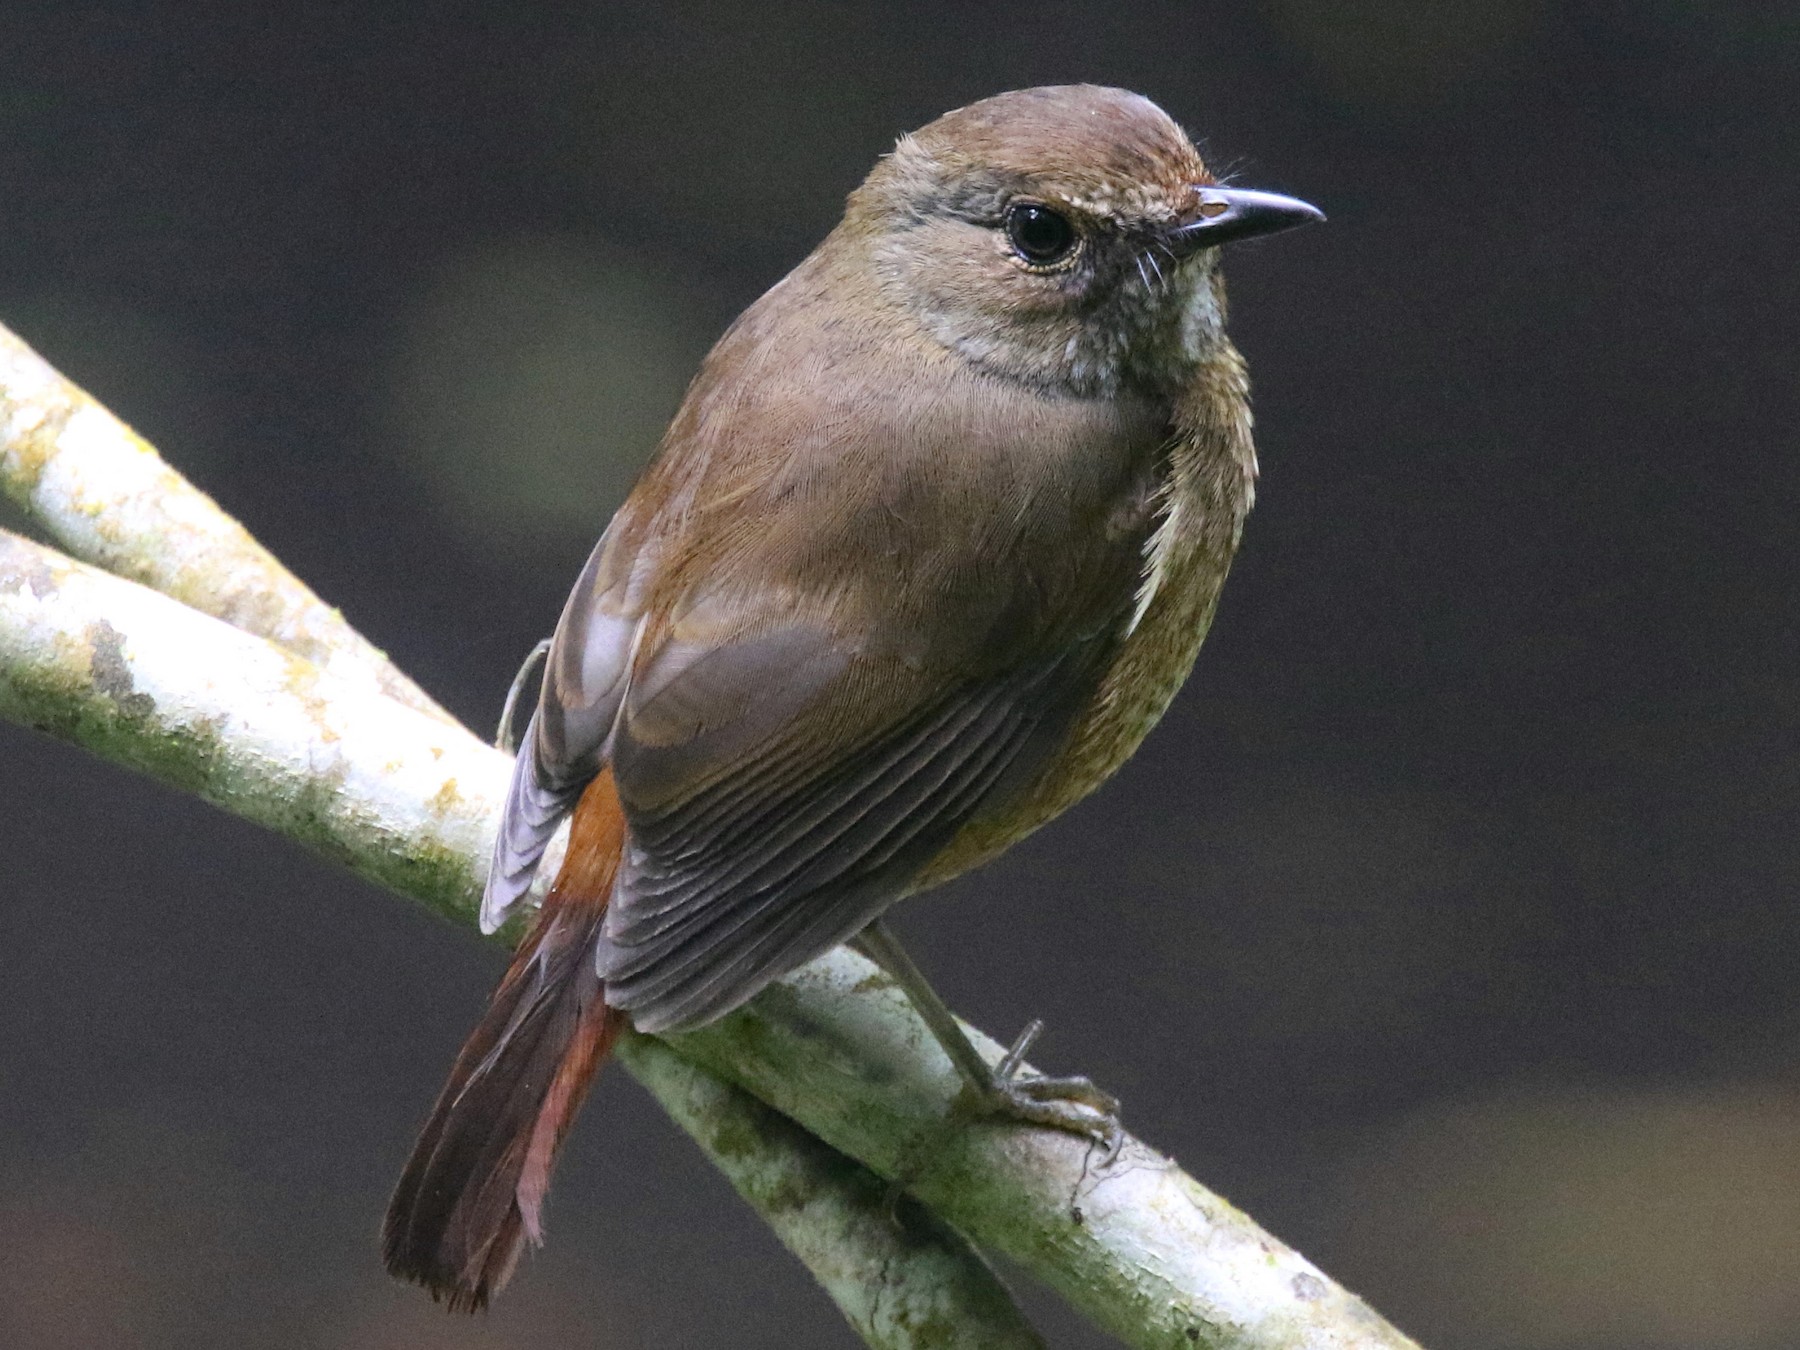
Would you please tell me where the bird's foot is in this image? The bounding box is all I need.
[847,921,1124,1161]
[971,1019,1123,1162]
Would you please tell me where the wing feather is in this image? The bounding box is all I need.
[597,629,1101,1031]
[479,530,646,933]
[491,287,1174,1015]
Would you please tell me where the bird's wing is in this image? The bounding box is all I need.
[483,255,1172,1001]
[480,526,651,933]
[595,585,1121,1032]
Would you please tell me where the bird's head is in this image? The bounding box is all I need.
[844,85,1321,396]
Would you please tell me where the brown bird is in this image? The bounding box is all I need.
[384,83,1321,1310]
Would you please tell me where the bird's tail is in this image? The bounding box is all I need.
[383,770,628,1311]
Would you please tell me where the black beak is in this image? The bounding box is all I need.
[1164,187,1325,259]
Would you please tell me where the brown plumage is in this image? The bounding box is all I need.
[385,84,1319,1309]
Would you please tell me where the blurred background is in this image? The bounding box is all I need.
[1,2,1797,1346]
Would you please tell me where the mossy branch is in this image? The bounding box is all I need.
[0,322,1422,1350]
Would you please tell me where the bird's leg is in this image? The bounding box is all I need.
[851,919,1122,1158]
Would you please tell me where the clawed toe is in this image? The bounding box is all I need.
[979,1078,1123,1158]
[1007,1073,1119,1115]
[849,923,1126,1162]
[969,1020,1124,1159]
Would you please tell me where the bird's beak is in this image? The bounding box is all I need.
[1163,187,1325,259]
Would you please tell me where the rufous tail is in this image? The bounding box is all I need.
[383,770,628,1311]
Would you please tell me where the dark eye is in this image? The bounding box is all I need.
[1005,203,1077,265]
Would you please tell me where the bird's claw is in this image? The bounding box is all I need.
[972,1019,1125,1162]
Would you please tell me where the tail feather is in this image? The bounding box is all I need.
[384,771,627,1311]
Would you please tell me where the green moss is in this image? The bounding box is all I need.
[693,1092,776,1166]
[362,836,483,927]
[0,639,224,801]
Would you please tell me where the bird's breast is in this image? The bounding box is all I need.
[917,358,1256,887]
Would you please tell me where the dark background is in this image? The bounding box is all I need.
[2,2,1798,1346]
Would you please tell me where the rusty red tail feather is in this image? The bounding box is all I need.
[383,771,627,1311]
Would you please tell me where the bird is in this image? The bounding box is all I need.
[383,83,1321,1311]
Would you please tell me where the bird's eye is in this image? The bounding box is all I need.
[1004,203,1078,266]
